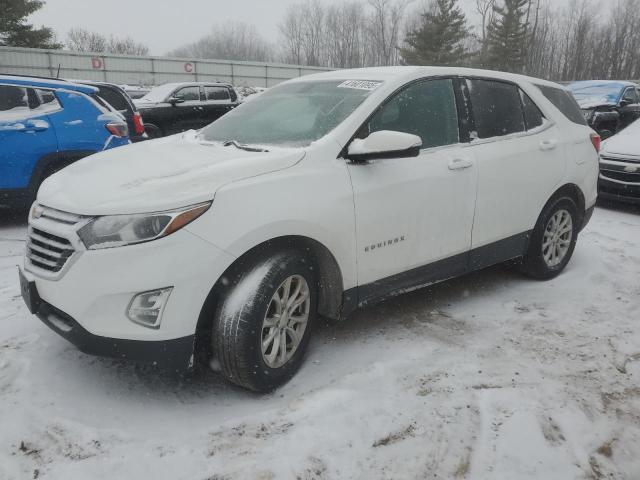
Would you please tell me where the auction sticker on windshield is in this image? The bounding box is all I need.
[337,80,383,91]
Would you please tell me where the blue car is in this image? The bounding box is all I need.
[0,75,130,207]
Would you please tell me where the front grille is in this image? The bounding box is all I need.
[27,228,75,272]
[25,205,86,276]
[601,154,640,165]
[600,168,640,184]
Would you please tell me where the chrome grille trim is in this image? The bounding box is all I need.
[25,204,89,280]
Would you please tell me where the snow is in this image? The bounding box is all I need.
[601,118,640,158]
[1,203,640,479]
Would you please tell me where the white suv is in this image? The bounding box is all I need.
[19,67,599,392]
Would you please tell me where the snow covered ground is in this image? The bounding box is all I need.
[1,203,639,480]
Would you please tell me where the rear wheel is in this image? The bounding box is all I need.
[212,251,317,392]
[520,196,579,280]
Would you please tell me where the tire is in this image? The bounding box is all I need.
[213,250,317,392]
[144,124,163,139]
[520,196,579,280]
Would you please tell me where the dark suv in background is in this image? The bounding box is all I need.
[569,80,640,139]
[74,81,147,142]
[134,82,240,138]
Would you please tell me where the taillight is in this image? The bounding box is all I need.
[590,132,601,153]
[106,122,129,138]
[132,112,145,135]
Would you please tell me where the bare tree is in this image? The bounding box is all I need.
[170,23,274,62]
[475,0,495,43]
[66,28,107,52]
[66,28,148,55]
[367,0,412,66]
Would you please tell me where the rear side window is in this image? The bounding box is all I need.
[536,85,587,125]
[519,90,544,130]
[366,78,459,149]
[97,86,130,112]
[205,86,231,101]
[467,79,525,138]
[0,85,29,112]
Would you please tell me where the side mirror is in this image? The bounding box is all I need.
[347,130,422,162]
[169,97,185,106]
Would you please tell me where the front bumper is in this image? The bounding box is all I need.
[36,299,195,369]
[598,155,640,204]
[22,216,236,366]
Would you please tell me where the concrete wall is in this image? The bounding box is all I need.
[0,47,333,87]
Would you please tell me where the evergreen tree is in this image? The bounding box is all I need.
[0,0,60,48]
[484,0,530,73]
[400,0,469,66]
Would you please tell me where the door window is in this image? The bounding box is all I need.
[364,78,459,149]
[173,86,200,102]
[622,88,638,104]
[519,89,545,130]
[97,86,130,112]
[467,79,525,138]
[205,86,231,101]
[0,85,29,113]
[536,84,588,125]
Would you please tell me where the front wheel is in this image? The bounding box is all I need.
[520,197,579,280]
[212,251,317,392]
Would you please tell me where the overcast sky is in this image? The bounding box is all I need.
[30,0,579,56]
[30,0,300,55]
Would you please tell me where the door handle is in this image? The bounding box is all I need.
[13,121,49,133]
[448,157,474,170]
[540,139,558,151]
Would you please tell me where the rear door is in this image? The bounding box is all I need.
[201,85,235,127]
[464,78,565,267]
[0,85,58,191]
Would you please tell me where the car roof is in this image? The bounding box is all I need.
[569,80,639,90]
[0,74,98,95]
[288,66,565,89]
[157,82,234,89]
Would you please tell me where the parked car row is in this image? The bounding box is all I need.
[134,82,240,138]
[0,75,130,207]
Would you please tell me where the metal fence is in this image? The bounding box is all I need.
[0,46,333,87]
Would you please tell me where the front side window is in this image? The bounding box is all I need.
[468,79,525,138]
[622,88,639,104]
[205,86,230,101]
[199,80,376,147]
[363,78,459,149]
[174,86,200,102]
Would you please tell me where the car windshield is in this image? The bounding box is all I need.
[199,80,378,147]
[569,83,623,104]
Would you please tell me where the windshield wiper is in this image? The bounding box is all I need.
[223,140,269,153]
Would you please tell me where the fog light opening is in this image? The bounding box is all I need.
[127,287,173,329]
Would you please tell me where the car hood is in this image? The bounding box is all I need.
[601,125,640,158]
[575,97,617,109]
[38,131,305,215]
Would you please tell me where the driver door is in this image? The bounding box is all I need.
[167,85,205,134]
[346,78,477,303]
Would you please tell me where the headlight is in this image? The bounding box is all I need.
[77,202,211,250]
